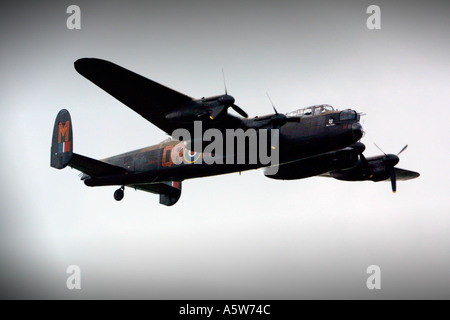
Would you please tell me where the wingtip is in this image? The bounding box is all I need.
[74,58,91,73]
[74,58,125,80]
[74,57,108,72]
[74,57,92,65]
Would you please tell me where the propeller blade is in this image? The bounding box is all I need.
[397,144,408,156]
[231,104,248,118]
[209,105,226,120]
[390,166,397,193]
[374,143,386,155]
[222,68,227,95]
[220,70,248,118]
[266,93,278,114]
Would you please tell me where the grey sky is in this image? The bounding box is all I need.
[0,0,449,299]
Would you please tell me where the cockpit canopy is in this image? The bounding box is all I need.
[286,104,335,118]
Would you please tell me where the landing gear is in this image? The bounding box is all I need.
[114,186,125,201]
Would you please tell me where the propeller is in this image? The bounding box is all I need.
[373,143,408,193]
[222,69,228,95]
[397,144,408,156]
[221,69,248,119]
[259,93,301,150]
[266,93,279,115]
[259,93,301,126]
[261,93,282,150]
[374,143,386,155]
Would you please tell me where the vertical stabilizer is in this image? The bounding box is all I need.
[50,109,73,169]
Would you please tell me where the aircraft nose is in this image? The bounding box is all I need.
[351,122,364,140]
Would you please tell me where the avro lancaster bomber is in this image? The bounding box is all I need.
[51,58,419,206]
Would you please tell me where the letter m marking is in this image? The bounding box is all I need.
[58,121,70,143]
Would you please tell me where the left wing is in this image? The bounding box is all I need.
[389,168,420,181]
[74,58,243,135]
[319,168,420,180]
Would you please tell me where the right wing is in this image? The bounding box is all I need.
[74,58,243,135]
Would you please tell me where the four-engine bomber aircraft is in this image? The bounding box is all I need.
[51,58,419,206]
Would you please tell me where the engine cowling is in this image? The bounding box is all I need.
[165,94,247,122]
[265,149,359,180]
[328,147,420,193]
[165,100,226,122]
[330,153,399,181]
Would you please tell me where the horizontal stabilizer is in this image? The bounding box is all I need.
[70,153,128,177]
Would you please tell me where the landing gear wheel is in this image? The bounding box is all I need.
[114,186,124,201]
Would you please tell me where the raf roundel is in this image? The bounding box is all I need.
[183,149,201,164]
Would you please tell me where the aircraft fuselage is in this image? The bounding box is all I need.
[83,109,363,187]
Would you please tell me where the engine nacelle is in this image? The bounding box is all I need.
[165,101,225,122]
[265,149,359,180]
[329,155,392,182]
[329,150,419,192]
[165,94,237,122]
